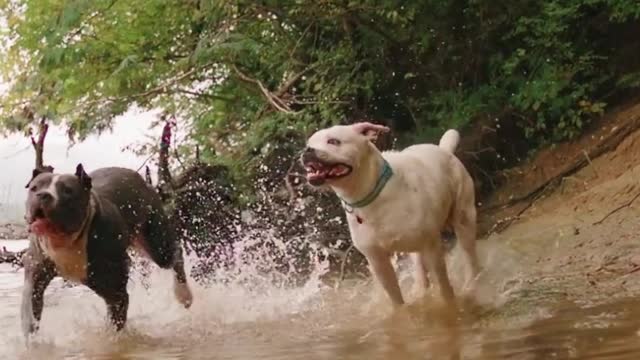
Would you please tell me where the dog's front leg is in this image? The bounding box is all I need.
[106,291,129,330]
[366,250,404,306]
[21,245,56,337]
[88,263,130,331]
[94,287,129,331]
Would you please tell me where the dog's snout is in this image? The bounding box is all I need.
[36,192,54,203]
[301,147,317,162]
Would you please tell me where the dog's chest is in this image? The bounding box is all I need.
[38,236,88,283]
[347,210,436,252]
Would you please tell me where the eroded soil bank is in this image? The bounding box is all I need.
[478,100,640,319]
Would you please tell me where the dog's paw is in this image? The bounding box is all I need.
[174,281,193,309]
[21,317,39,341]
[462,277,480,296]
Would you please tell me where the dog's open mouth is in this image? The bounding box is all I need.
[304,160,352,186]
[27,207,45,225]
[28,207,56,236]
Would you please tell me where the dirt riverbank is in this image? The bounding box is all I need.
[477,100,640,318]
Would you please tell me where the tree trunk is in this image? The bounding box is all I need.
[29,117,53,172]
[156,117,176,201]
[145,165,153,185]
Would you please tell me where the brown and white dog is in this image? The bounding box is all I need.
[21,165,193,337]
[301,122,480,307]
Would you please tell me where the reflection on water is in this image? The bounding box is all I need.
[1,239,640,359]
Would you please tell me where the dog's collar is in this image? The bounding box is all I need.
[68,194,96,245]
[340,159,393,211]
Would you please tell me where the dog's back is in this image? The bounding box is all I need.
[90,167,160,229]
[90,167,177,268]
[382,130,475,235]
[399,129,469,189]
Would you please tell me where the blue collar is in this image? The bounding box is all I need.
[339,159,393,211]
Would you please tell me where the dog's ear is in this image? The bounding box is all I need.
[25,166,54,188]
[75,163,92,190]
[352,122,390,142]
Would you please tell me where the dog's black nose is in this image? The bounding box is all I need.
[37,192,53,203]
[302,147,317,162]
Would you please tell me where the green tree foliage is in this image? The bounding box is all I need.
[1,0,639,177]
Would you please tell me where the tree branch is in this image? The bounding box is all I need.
[284,159,299,206]
[136,153,155,172]
[289,21,315,60]
[76,63,214,110]
[231,64,296,113]
[195,145,201,163]
[274,63,320,98]
[174,88,234,102]
[133,65,210,99]
[157,117,175,192]
[144,165,153,185]
[62,0,119,45]
[351,13,400,45]
[338,245,355,284]
[29,117,49,170]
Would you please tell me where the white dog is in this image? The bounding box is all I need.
[302,122,480,306]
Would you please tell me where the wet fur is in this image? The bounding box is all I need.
[21,166,192,337]
[304,124,480,307]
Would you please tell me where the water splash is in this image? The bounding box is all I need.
[0,230,524,359]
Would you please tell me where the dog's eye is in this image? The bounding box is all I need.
[327,138,341,146]
[61,186,73,195]
[30,185,37,192]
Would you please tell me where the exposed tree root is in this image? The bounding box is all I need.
[593,191,640,225]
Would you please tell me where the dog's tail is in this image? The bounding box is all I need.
[438,129,460,153]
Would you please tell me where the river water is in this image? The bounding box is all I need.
[1,238,640,359]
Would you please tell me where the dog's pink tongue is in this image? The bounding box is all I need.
[30,219,68,247]
[330,165,349,176]
[30,219,54,236]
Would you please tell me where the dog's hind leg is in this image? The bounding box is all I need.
[142,209,177,268]
[143,210,193,308]
[452,207,481,291]
[171,245,193,308]
[411,252,430,297]
[423,245,455,304]
[21,245,56,337]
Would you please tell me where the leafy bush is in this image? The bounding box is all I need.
[1,0,639,184]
